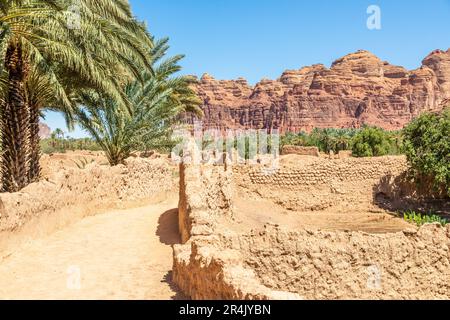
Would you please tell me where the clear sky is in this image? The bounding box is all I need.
[44,0,450,137]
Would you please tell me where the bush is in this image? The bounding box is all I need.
[351,126,395,157]
[40,137,101,154]
[403,210,448,227]
[281,127,402,156]
[403,108,450,196]
[281,128,357,154]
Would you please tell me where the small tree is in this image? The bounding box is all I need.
[403,108,450,196]
[352,126,393,157]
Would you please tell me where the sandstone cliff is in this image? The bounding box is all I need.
[39,123,51,139]
[187,49,450,132]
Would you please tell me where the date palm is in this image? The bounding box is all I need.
[75,38,202,166]
[0,0,153,191]
[53,128,64,140]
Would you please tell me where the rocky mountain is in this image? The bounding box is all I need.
[186,49,450,132]
[39,123,52,139]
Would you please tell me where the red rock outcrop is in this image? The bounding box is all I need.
[186,49,450,132]
[39,123,51,139]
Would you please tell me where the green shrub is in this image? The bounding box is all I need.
[351,126,395,157]
[281,126,404,157]
[403,210,448,227]
[281,128,357,154]
[40,137,101,154]
[403,108,450,196]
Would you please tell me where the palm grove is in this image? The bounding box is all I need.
[0,0,201,192]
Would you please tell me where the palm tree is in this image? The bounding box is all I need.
[54,128,64,140]
[0,0,153,191]
[75,38,202,166]
[332,129,353,152]
[49,131,57,149]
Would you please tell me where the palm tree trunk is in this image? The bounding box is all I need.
[28,100,41,183]
[1,42,30,192]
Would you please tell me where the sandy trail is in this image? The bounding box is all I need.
[0,198,184,300]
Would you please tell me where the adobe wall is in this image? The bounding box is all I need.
[281,146,320,157]
[239,224,450,300]
[0,157,174,255]
[173,162,301,300]
[232,156,410,213]
[238,156,407,187]
[178,162,233,244]
[173,155,450,300]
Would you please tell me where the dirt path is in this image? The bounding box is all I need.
[0,198,185,300]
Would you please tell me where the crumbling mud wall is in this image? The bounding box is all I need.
[173,162,301,300]
[244,156,407,187]
[233,156,409,213]
[240,224,450,300]
[281,146,320,157]
[374,171,450,214]
[0,157,174,254]
[178,162,233,244]
[173,155,450,300]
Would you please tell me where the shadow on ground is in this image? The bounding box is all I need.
[162,271,189,300]
[156,208,189,300]
[156,208,181,245]
[373,173,450,218]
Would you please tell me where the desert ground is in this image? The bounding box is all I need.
[0,151,185,300]
[0,200,183,300]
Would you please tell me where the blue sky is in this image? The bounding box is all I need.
[44,0,450,137]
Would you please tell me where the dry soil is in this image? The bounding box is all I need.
[0,197,184,300]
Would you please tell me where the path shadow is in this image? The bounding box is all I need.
[373,173,449,218]
[156,208,181,245]
[162,271,190,300]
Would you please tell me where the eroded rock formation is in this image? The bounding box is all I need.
[187,49,450,132]
[38,123,51,139]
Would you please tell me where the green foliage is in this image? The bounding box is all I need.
[280,127,402,156]
[74,38,201,166]
[403,210,448,227]
[0,0,153,114]
[351,126,398,157]
[40,136,101,154]
[403,109,450,196]
[0,0,154,191]
[281,128,358,154]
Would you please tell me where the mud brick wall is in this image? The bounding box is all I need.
[281,146,320,157]
[178,163,234,244]
[239,224,450,300]
[174,155,450,300]
[245,156,408,187]
[0,158,174,253]
[174,162,301,300]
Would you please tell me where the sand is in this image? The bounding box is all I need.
[0,197,185,300]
